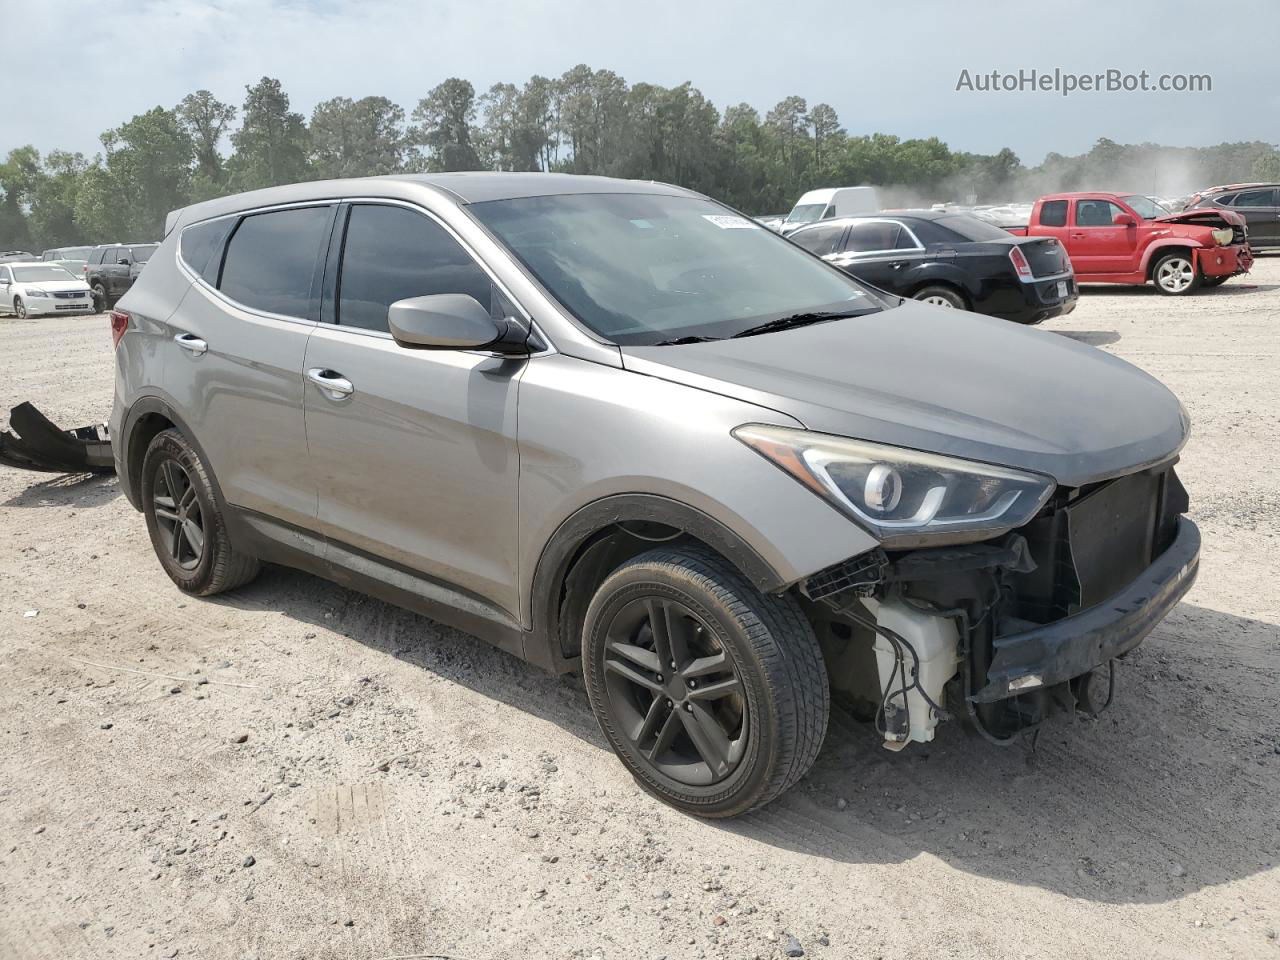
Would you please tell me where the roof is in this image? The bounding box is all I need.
[1199,182,1278,194]
[377,172,697,203]
[1037,191,1131,201]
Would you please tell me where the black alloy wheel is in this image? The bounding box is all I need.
[151,457,205,571]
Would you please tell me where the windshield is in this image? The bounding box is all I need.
[13,265,77,282]
[470,193,881,345]
[1120,195,1169,220]
[130,244,157,263]
[784,203,827,225]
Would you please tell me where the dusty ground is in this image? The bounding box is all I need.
[1,260,1278,960]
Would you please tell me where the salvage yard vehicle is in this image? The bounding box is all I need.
[85,242,158,310]
[790,210,1077,324]
[41,245,95,276]
[109,173,1199,817]
[1179,183,1280,250]
[1007,192,1252,294]
[779,186,879,234]
[0,262,95,318]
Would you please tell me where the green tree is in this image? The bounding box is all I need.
[310,95,408,178]
[0,146,42,250]
[807,103,842,172]
[229,77,310,190]
[177,90,236,190]
[96,107,193,237]
[28,151,89,248]
[412,78,481,171]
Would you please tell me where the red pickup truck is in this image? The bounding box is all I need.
[1008,192,1252,295]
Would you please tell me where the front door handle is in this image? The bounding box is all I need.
[307,367,354,399]
[174,333,207,355]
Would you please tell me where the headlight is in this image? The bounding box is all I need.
[25,287,50,297]
[733,424,1055,547]
[1212,228,1233,246]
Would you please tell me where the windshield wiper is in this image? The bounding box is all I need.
[653,334,721,345]
[730,310,865,339]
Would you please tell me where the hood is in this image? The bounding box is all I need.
[1155,207,1245,228]
[621,300,1187,488]
[23,279,89,293]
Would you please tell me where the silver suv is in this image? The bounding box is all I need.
[111,173,1199,817]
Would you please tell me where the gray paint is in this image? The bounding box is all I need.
[623,301,1186,488]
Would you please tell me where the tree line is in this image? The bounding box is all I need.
[2,66,1279,251]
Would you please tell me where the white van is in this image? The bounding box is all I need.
[780,186,880,234]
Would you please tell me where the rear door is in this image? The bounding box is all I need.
[828,219,925,295]
[302,201,525,617]
[166,204,334,533]
[100,246,131,295]
[1068,198,1138,274]
[1229,188,1279,245]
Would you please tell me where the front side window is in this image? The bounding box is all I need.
[1075,200,1125,227]
[790,223,844,256]
[219,206,332,318]
[470,193,880,345]
[336,204,498,333]
[1039,200,1068,227]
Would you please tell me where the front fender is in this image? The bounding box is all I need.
[1139,236,1211,275]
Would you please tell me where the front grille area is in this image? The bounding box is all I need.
[1010,465,1187,624]
[53,291,84,299]
[1233,225,1247,245]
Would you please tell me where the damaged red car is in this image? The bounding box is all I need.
[1008,191,1252,295]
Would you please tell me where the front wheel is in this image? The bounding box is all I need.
[582,547,829,817]
[141,429,260,596]
[13,297,27,319]
[91,282,108,312]
[1153,253,1201,295]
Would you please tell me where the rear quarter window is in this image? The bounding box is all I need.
[1039,200,1068,227]
[219,206,333,319]
[180,219,234,284]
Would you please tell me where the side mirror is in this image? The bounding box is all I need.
[388,294,502,350]
[1113,213,1137,227]
[117,257,131,265]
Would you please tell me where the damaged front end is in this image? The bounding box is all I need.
[0,402,114,474]
[801,461,1199,747]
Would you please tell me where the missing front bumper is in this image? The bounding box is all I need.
[0,402,114,474]
[971,516,1200,703]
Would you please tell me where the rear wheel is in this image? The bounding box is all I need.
[141,429,260,596]
[913,285,967,310]
[13,296,26,319]
[1153,253,1201,295]
[582,546,829,817]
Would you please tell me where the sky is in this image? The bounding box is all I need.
[4,0,1278,166]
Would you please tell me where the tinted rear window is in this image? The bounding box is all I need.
[932,215,1012,242]
[1039,200,1068,227]
[790,223,844,256]
[181,219,234,284]
[219,206,332,318]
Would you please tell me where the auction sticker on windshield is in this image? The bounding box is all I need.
[702,214,758,229]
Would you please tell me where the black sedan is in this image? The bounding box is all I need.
[789,210,1077,324]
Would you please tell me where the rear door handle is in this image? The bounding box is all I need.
[174,333,207,355]
[307,367,354,399]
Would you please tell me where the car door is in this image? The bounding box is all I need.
[0,266,12,312]
[302,201,525,618]
[100,246,131,295]
[165,204,333,533]
[1068,199,1138,274]
[1229,189,1279,245]
[827,219,923,295]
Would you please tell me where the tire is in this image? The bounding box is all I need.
[141,429,260,596]
[13,296,26,319]
[1201,275,1229,288]
[582,546,829,817]
[91,282,108,312]
[1152,252,1201,295]
[912,285,967,310]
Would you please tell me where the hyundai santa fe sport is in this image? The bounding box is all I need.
[110,173,1200,817]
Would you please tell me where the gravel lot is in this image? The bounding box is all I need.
[1,261,1278,960]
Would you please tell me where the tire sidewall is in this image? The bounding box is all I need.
[1153,253,1200,295]
[141,431,219,593]
[913,285,966,309]
[583,564,781,816]
[14,297,25,319]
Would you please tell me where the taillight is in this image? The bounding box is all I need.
[1008,245,1034,281]
[110,309,130,348]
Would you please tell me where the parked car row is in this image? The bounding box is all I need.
[0,262,95,318]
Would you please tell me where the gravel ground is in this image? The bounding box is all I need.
[1,261,1278,960]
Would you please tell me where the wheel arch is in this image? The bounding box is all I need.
[906,275,973,308]
[528,494,789,669]
[120,396,228,517]
[1142,240,1202,279]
